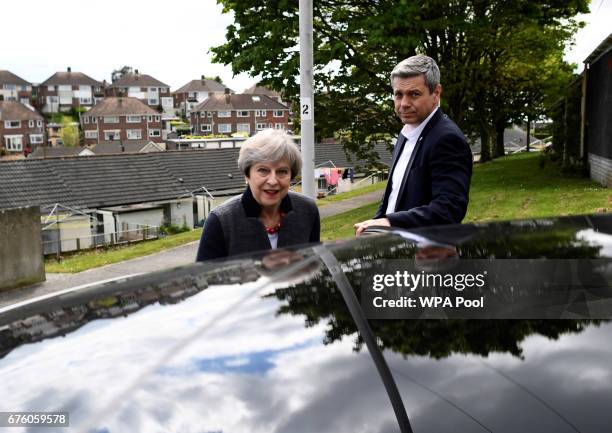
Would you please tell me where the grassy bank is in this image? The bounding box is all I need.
[321,152,611,239]
[46,229,202,273]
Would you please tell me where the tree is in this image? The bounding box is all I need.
[111,66,134,83]
[211,0,587,162]
[60,122,80,147]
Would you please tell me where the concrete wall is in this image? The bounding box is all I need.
[169,199,194,228]
[0,206,45,291]
[59,215,93,252]
[116,208,164,230]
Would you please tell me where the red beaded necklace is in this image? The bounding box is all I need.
[265,212,285,235]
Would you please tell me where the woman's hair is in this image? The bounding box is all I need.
[238,129,302,178]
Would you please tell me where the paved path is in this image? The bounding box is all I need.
[318,190,383,218]
[1,190,383,309]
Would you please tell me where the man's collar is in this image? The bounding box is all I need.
[241,185,293,217]
[400,106,440,140]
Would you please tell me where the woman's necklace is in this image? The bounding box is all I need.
[264,212,285,235]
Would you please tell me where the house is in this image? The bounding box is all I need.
[585,34,612,186]
[105,70,172,113]
[80,97,163,146]
[190,91,291,136]
[174,76,232,116]
[91,141,165,154]
[29,146,94,158]
[0,150,247,252]
[243,84,284,104]
[0,101,45,157]
[38,67,104,113]
[0,70,34,106]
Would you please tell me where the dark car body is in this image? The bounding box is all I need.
[1,214,612,432]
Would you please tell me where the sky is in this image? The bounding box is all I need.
[1,0,610,93]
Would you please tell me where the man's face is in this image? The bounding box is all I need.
[392,74,441,126]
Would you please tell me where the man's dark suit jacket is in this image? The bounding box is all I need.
[374,108,472,228]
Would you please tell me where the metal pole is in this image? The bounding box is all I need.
[299,0,315,199]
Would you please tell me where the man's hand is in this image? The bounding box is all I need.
[354,218,391,236]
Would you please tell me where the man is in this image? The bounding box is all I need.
[354,55,472,235]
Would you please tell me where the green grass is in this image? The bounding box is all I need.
[464,152,610,222]
[46,229,202,273]
[321,152,612,239]
[320,202,380,241]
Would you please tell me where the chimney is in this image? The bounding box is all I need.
[225,87,231,103]
[135,69,139,75]
[67,66,71,73]
[201,75,205,83]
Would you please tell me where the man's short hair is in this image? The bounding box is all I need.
[238,128,302,179]
[390,55,440,93]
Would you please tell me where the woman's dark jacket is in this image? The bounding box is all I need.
[196,186,320,261]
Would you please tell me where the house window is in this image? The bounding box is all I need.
[149,129,161,137]
[104,116,119,123]
[127,115,141,123]
[217,124,231,133]
[148,98,159,105]
[83,117,89,124]
[4,135,23,151]
[275,123,284,130]
[237,123,250,133]
[156,116,160,122]
[20,85,28,91]
[104,130,120,141]
[161,97,173,108]
[218,110,231,118]
[85,130,98,139]
[200,111,207,118]
[256,123,267,131]
[92,117,98,124]
[47,85,55,92]
[47,96,58,104]
[273,110,284,117]
[149,87,158,92]
[4,84,16,90]
[79,97,92,104]
[207,112,212,117]
[200,124,212,132]
[29,120,34,128]
[37,120,43,127]
[237,110,249,117]
[4,120,20,128]
[147,116,153,122]
[255,110,267,117]
[127,129,142,140]
[30,134,44,144]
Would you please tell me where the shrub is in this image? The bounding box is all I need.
[159,223,190,235]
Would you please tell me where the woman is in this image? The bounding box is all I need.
[196,129,320,261]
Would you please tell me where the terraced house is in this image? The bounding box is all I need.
[81,97,163,146]
[0,70,33,106]
[38,67,104,113]
[0,101,45,157]
[173,76,231,116]
[105,70,172,113]
[190,91,290,136]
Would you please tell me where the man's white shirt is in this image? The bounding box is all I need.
[385,107,439,215]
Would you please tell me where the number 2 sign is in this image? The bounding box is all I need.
[300,97,312,120]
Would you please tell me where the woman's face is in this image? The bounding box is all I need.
[247,159,292,210]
